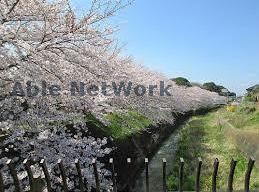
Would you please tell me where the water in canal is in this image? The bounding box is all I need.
[132,126,183,192]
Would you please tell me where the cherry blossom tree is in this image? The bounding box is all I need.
[0,0,131,190]
[0,0,225,191]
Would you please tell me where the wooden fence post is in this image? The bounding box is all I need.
[7,159,22,192]
[2,156,256,192]
[0,170,4,192]
[244,157,255,192]
[227,159,237,192]
[92,159,101,192]
[57,159,69,192]
[109,158,117,192]
[195,157,202,192]
[179,158,184,192]
[145,158,149,192]
[75,159,85,192]
[126,158,132,191]
[127,158,131,170]
[39,159,52,192]
[162,158,167,192]
[127,158,131,164]
[23,159,35,192]
[212,158,219,192]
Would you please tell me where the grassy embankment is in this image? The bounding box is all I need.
[103,110,151,139]
[84,110,151,140]
[167,102,259,191]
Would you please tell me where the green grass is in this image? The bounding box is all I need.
[167,104,259,191]
[104,110,151,139]
[85,110,151,139]
[248,112,259,125]
[225,102,259,129]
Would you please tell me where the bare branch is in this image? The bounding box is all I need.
[7,0,20,15]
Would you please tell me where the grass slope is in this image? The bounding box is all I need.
[104,110,151,139]
[168,103,259,191]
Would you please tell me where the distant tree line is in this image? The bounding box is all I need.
[171,77,192,87]
[171,77,236,97]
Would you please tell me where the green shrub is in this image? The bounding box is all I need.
[171,77,192,87]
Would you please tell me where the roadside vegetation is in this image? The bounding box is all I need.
[167,102,259,191]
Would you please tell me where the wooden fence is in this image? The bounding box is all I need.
[0,156,256,192]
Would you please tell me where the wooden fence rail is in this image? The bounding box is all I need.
[0,157,256,191]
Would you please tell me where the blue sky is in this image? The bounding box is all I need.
[72,0,259,95]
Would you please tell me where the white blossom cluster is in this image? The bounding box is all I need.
[0,0,225,122]
[0,97,113,191]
